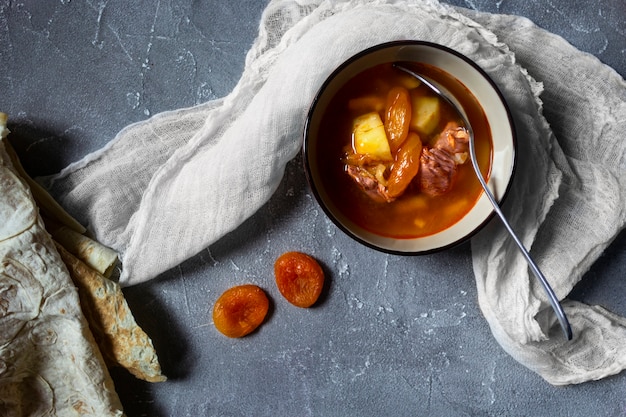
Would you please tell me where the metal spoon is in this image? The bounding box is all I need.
[394,63,573,341]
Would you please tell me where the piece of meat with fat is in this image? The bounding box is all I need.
[418,122,470,196]
[418,147,458,196]
[345,165,388,203]
[432,121,470,160]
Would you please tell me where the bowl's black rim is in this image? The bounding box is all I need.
[302,40,518,255]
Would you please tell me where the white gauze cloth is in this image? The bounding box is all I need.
[42,0,626,385]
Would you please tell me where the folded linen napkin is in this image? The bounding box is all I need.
[42,0,626,385]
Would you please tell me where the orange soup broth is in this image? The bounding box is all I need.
[316,62,492,239]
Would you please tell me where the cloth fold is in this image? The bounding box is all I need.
[41,0,626,385]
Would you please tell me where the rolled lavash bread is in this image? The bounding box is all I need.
[1,112,165,383]
[47,220,120,279]
[55,242,166,383]
[0,112,125,415]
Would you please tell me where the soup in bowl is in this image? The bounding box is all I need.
[303,41,516,254]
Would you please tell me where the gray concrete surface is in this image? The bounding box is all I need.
[1,1,625,416]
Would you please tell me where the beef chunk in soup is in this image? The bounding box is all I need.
[419,122,470,196]
[345,165,388,203]
[418,147,458,196]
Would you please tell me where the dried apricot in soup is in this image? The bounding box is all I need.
[274,252,324,308]
[384,86,412,153]
[213,285,269,338]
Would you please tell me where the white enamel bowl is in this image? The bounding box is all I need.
[303,41,517,254]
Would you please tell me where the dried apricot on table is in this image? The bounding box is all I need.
[212,285,269,338]
[274,252,325,308]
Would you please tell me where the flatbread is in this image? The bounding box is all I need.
[0,116,125,415]
[1,113,86,236]
[55,243,166,382]
[1,113,166,385]
[48,220,119,279]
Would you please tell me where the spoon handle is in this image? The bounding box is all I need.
[469,146,573,341]
[394,63,573,341]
